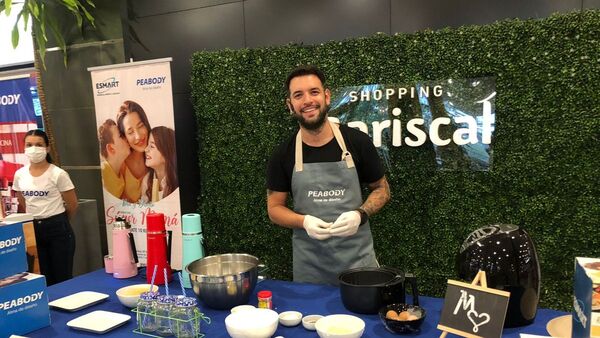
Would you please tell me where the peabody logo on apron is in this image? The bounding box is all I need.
[307,189,346,202]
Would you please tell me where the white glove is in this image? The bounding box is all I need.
[303,215,332,240]
[330,210,361,237]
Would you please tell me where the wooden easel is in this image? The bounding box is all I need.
[439,270,487,338]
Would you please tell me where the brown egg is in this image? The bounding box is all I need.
[407,314,419,321]
[386,310,399,320]
[397,311,410,321]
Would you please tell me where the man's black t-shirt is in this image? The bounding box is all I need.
[267,124,385,193]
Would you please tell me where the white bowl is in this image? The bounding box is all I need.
[225,308,279,338]
[115,284,159,308]
[302,314,323,331]
[279,311,302,326]
[231,304,256,314]
[315,314,365,338]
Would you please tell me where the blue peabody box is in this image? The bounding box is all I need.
[0,273,50,337]
[572,257,600,338]
[0,221,28,280]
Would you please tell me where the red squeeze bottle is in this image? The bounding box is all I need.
[146,213,172,284]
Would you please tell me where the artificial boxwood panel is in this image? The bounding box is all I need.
[191,10,599,310]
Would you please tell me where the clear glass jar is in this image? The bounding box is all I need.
[170,297,199,338]
[257,290,272,309]
[136,291,159,333]
[155,295,177,336]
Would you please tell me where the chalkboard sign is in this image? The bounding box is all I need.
[437,271,510,338]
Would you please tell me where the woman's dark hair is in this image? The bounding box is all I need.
[117,100,152,141]
[24,129,52,163]
[144,126,178,201]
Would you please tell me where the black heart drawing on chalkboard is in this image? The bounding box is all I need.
[467,309,490,333]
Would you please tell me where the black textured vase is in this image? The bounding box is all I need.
[457,224,541,327]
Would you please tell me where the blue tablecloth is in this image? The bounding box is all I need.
[26,269,566,337]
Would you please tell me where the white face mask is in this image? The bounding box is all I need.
[25,146,47,163]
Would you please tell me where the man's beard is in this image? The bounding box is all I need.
[293,104,329,131]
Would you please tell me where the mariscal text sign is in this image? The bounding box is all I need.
[329,77,496,171]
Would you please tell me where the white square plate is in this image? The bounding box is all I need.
[49,291,109,311]
[67,310,131,333]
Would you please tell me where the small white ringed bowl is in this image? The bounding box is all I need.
[279,311,302,326]
[302,314,324,331]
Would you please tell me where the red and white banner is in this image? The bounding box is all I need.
[0,73,40,214]
[89,59,182,269]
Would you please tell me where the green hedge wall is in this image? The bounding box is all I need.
[190,10,600,310]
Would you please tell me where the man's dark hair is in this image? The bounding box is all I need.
[285,65,326,95]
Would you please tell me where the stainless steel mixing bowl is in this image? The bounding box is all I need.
[186,253,260,310]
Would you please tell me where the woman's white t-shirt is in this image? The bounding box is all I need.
[12,164,75,219]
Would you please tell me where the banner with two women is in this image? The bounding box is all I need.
[89,59,182,269]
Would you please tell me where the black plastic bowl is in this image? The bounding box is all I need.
[379,303,426,334]
[338,267,413,314]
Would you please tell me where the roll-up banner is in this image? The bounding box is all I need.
[89,59,182,269]
[0,72,41,215]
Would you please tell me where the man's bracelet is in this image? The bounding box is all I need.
[356,207,369,225]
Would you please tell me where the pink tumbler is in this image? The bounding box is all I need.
[112,220,138,278]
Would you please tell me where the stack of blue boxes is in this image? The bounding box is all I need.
[0,221,50,337]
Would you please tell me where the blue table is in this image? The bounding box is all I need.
[27,269,566,337]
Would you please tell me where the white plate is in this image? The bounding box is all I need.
[49,291,109,312]
[67,310,131,334]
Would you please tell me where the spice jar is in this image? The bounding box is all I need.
[137,291,159,333]
[257,290,272,309]
[170,296,199,338]
[155,295,177,336]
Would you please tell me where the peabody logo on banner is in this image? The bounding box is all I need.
[136,76,167,91]
[0,94,21,106]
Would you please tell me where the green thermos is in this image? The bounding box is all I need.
[181,213,205,288]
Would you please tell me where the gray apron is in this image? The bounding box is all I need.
[291,121,378,285]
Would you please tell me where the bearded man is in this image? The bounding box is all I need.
[266,65,391,285]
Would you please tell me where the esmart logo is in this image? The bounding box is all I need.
[95,77,120,94]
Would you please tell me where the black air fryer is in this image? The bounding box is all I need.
[457,224,540,327]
